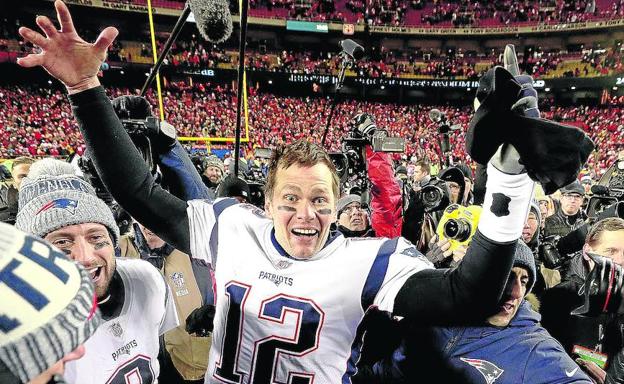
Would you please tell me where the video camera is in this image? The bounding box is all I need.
[574,253,624,317]
[436,204,482,252]
[419,177,452,213]
[329,113,405,195]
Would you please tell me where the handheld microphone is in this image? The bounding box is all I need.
[188,0,234,44]
[340,39,364,60]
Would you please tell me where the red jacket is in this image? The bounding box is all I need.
[366,146,403,238]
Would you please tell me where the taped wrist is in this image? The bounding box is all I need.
[478,163,534,243]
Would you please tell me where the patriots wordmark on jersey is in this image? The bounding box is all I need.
[64,258,179,384]
[188,199,433,383]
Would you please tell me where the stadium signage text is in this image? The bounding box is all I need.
[287,74,480,89]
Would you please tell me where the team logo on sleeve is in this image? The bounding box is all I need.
[460,357,504,384]
[36,198,78,215]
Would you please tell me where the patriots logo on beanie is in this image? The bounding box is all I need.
[36,198,79,215]
[15,159,120,247]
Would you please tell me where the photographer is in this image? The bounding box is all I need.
[541,218,624,383]
[337,113,404,238]
[543,180,587,239]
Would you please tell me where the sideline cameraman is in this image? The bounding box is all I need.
[342,113,404,238]
[543,180,587,239]
[541,218,624,383]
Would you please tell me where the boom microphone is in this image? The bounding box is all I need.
[188,0,234,44]
[340,39,364,60]
[428,108,444,123]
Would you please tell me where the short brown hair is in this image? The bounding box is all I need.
[414,159,430,174]
[264,140,340,200]
[586,217,624,247]
[12,156,35,170]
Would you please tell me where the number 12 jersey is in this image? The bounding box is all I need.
[188,199,432,383]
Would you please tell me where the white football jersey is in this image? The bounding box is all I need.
[64,258,179,384]
[188,199,432,383]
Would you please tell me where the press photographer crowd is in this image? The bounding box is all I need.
[3,0,624,383]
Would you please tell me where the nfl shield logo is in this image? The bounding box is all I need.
[171,272,185,289]
[108,322,123,338]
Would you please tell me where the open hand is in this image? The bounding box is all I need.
[17,0,118,94]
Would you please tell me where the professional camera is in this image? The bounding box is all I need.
[329,113,405,195]
[436,204,482,252]
[586,184,624,220]
[418,177,452,213]
[428,109,461,158]
[243,164,266,209]
[573,253,624,317]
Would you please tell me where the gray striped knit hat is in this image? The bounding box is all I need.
[15,159,120,246]
[0,222,102,383]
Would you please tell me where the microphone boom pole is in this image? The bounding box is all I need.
[234,0,249,177]
[141,3,192,96]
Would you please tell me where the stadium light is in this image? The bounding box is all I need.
[614,87,618,91]
[268,80,273,84]
[571,86,576,90]
[545,88,551,92]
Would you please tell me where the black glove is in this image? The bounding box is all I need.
[185,304,216,337]
[467,66,594,194]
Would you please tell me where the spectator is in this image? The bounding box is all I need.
[541,218,624,383]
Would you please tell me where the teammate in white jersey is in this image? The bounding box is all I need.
[16,3,591,382]
[15,158,179,383]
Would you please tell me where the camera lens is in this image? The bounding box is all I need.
[444,219,471,241]
[422,186,442,208]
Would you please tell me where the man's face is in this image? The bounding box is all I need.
[138,223,166,250]
[560,193,583,216]
[265,163,336,259]
[446,181,461,204]
[585,229,624,267]
[11,163,31,190]
[413,165,428,183]
[337,202,368,232]
[522,212,539,243]
[45,223,115,299]
[204,166,223,184]
[487,267,529,327]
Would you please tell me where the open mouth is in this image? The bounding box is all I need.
[500,302,514,314]
[291,228,319,237]
[87,266,104,283]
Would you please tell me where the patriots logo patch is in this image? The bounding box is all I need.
[460,357,504,384]
[36,198,78,215]
[401,247,421,258]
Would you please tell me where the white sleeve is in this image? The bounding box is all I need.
[368,238,434,313]
[187,198,238,264]
[159,283,179,336]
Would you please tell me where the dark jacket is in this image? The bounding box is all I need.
[370,302,591,383]
[543,207,586,239]
[541,263,624,384]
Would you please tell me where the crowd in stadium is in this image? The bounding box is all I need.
[2,82,623,179]
[4,1,624,384]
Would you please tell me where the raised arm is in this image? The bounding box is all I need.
[17,0,191,253]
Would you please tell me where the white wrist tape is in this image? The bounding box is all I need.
[478,163,535,243]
